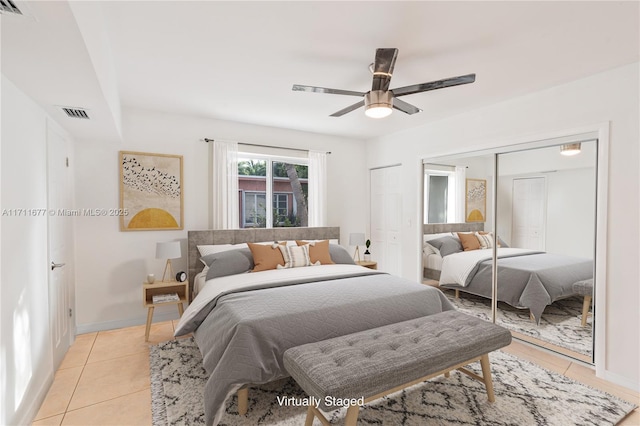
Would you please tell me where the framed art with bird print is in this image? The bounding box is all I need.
[119,151,183,231]
[465,178,486,223]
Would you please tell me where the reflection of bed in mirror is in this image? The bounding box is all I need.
[423,223,593,322]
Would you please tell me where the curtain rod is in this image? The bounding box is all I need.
[203,138,331,155]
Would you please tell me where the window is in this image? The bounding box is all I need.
[238,154,308,228]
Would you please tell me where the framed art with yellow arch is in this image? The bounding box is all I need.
[465,178,486,223]
[119,151,183,231]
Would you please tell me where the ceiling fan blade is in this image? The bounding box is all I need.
[330,100,365,117]
[292,84,366,97]
[392,73,476,97]
[392,98,422,115]
[371,48,398,92]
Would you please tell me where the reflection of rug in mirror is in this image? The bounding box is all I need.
[445,291,592,356]
[150,338,634,426]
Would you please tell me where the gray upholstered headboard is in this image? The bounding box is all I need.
[423,222,485,234]
[187,226,340,297]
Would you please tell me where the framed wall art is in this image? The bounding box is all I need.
[465,178,486,223]
[119,151,183,231]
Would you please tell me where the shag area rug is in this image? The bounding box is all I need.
[150,338,635,426]
[445,291,593,357]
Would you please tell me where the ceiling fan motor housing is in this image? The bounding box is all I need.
[365,90,394,118]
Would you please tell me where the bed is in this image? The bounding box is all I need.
[422,223,593,323]
[176,227,454,426]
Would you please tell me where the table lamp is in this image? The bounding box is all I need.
[349,233,366,262]
[156,241,181,282]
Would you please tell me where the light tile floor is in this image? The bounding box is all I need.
[33,321,639,425]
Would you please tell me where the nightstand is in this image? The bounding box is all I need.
[356,260,378,270]
[143,280,188,341]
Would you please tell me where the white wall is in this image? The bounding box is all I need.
[1,76,53,425]
[73,108,367,332]
[496,167,596,257]
[366,63,639,390]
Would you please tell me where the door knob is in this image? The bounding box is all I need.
[51,261,66,270]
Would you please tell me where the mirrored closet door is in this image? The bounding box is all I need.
[422,138,598,363]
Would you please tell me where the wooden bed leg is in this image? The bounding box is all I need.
[479,354,496,403]
[237,388,248,415]
[455,289,459,299]
[444,371,450,378]
[581,295,592,327]
[529,311,535,322]
[344,405,360,426]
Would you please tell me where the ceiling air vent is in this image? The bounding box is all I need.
[0,0,22,15]
[61,107,90,120]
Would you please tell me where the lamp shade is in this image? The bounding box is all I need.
[349,233,366,246]
[156,241,181,259]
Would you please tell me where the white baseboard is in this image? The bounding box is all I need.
[13,371,53,426]
[601,370,640,393]
[76,311,181,334]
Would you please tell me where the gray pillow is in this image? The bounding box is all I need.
[201,248,254,280]
[428,236,463,257]
[497,236,509,248]
[329,244,356,265]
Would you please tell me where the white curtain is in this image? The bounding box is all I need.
[211,140,239,229]
[308,150,327,226]
[454,166,466,223]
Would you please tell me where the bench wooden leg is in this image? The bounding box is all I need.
[455,289,459,299]
[344,405,360,426]
[237,388,248,415]
[304,406,315,426]
[581,295,592,327]
[479,354,495,403]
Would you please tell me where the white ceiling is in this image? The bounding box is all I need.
[2,1,639,141]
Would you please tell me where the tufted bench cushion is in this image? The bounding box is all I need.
[283,310,511,424]
[572,278,593,296]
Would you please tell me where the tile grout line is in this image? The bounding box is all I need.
[60,332,99,423]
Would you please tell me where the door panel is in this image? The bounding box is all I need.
[370,166,402,275]
[47,123,72,370]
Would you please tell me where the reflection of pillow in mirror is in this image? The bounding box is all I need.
[475,232,494,249]
[458,232,481,251]
[427,236,463,257]
[423,233,454,255]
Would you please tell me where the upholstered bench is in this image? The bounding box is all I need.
[573,278,594,327]
[283,310,512,426]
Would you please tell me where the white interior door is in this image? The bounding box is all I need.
[370,165,402,275]
[511,177,546,250]
[47,123,72,370]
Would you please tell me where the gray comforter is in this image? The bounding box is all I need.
[441,252,593,322]
[178,269,454,425]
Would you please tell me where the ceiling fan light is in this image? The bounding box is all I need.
[365,90,393,119]
[560,143,581,156]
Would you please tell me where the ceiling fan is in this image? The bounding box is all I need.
[292,48,475,118]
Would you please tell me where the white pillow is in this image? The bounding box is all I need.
[277,244,317,269]
[475,232,494,249]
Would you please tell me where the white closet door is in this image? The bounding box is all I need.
[511,177,546,250]
[370,165,402,275]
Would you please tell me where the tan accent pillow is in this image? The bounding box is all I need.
[457,232,481,251]
[247,242,285,272]
[296,240,335,265]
